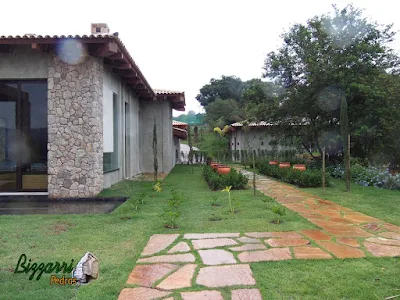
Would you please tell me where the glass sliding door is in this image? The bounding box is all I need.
[0,83,18,191]
[20,82,48,191]
[0,80,47,192]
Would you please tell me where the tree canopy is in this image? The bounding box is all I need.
[259,4,400,163]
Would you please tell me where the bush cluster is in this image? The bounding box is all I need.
[328,164,400,190]
[258,162,328,188]
[202,165,248,190]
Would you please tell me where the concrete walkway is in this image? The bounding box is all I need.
[118,169,400,300]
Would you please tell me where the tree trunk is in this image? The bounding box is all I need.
[252,150,256,196]
[322,147,326,194]
[301,142,316,159]
[346,134,351,192]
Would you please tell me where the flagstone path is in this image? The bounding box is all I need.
[118,169,400,300]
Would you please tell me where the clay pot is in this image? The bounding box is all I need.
[279,162,290,168]
[293,164,306,171]
[217,165,231,174]
[269,160,279,165]
[211,162,220,171]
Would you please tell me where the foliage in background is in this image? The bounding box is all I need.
[262,4,400,164]
[162,189,185,228]
[173,110,205,125]
[202,165,248,190]
[328,164,400,190]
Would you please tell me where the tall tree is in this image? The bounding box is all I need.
[196,76,244,107]
[262,4,400,159]
[205,98,244,128]
[340,95,350,191]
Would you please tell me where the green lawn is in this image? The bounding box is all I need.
[303,178,400,226]
[0,165,399,299]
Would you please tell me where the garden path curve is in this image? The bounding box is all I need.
[118,169,400,300]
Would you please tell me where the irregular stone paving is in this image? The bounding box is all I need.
[118,169,400,299]
[198,249,237,265]
[181,291,224,300]
[232,289,263,300]
[141,234,180,256]
[196,265,256,287]
[168,242,191,253]
[156,264,197,290]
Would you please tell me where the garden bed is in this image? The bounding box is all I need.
[202,165,248,190]
[258,162,328,188]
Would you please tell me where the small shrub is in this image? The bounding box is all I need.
[258,161,328,188]
[262,196,275,209]
[271,205,286,224]
[202,166,248,190]
[328,163,400,190]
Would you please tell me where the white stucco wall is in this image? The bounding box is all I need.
[139,100,174,174]
[102,65,141,188]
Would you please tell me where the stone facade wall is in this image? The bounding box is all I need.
[47,54,104,197]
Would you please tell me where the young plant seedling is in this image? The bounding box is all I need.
[138,192,147,205]
[211,194,221,207]
[271,205,286,224]
[262,196,274,209]
[221,186,235,213]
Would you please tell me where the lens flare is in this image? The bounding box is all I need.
[56,39,86,65]
[317,86,343,112]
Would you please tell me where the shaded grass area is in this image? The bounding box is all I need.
[303,178,400,226]
[252,257,400,300]
[0,165,313,300]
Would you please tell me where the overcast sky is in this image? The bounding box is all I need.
[2,0,399,116]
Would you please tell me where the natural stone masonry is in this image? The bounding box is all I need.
[48,54,103,197]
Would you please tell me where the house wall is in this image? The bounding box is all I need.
[139,100,174,174]
[230,127,294,160]
[47,53,104,197]
[102,65,141,188]
[0,46,48,79]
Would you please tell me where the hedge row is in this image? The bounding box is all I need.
[202,165,248,190]
[258,162,328,188]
